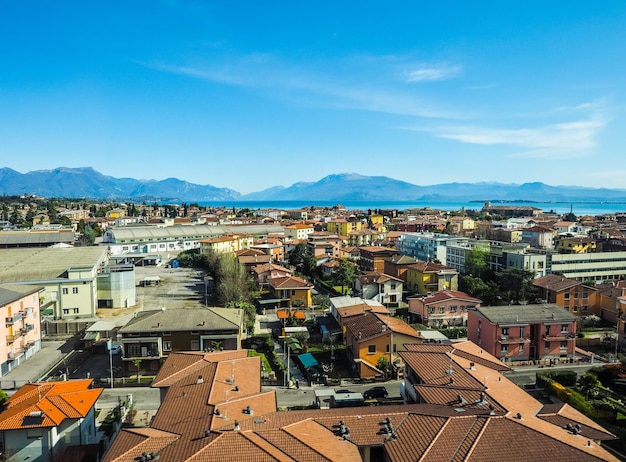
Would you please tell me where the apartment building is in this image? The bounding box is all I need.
[467,304,577,362]
[0,285,42,377]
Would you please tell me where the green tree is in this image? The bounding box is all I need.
[227,300,256,335]
[578,373,600,399]
[496,268,537,304]
[288,243,308,268]
[376,356,392,379]
[465,246,491,280]
[0,388,8,406]
[132,358,143,382]
[334,259,359,294]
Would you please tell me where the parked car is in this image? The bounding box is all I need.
[335,389,354,394]
[107,344,122,355]
[363,386,388,399]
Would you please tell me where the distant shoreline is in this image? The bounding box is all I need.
[191,200,626,216]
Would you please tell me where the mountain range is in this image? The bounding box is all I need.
[1,167,626,203]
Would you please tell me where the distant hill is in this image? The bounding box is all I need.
[2,167,626,203]
[0,167,242,201]
[242,173,626,202]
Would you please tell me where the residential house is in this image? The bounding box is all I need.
[408,290,481,327]
[199,234,254,255]
[521,226,555,249]
[447,216,476,235]
[101,349,618,462]
[555,236,597,254]
[235,249,272,273]
[358,245,397,272]
[353,271,403,307]
[553,221,587,235]
[0,285,42,377]
[307,232,343,261]
[339,245,361,262]
[383,254,418,284]
[329,296,389,327]
[251,263,292,289]
[250,242,285,263]
[342,311,421,378]
[405,261,459,294]
[283,223,314,240]
[347,229,385,247]
[399,342,616,460]
[533,274,596,317]
[467,304,577,362]
[118,307,244,375]
[594,280,626,325]
[268,276,313,308]
[0,380,102,462]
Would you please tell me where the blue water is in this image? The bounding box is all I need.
[197,200,626,216]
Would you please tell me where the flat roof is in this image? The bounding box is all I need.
[473,303,577,323]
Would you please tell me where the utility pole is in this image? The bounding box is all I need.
[108,339,114,388]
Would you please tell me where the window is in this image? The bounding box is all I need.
[564,293,570,300]
[27,428,43,438]
[428,307,435,314]
[72,308,79,314]
[72,287,78,294]
[439,307,445,314]
[561,325,568,333]
[519,327,525,338]
[368,344,376,354]
[546,326,550,335]
[163,341,172,351]
[393,344,397,353]
[386,344,390,353]
[62,309,69,315]
[582,291,588,299]
[501,345,508,354]
[560,341,567,350]
[62,288,68,295]
[501,327,509,336]
[582,305,588,312]
[519,344,524,354]
[573,305,578,312]
[449,306,457,313]
[574,292,579,299]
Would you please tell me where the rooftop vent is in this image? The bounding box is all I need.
[469,362,475,370]
[243,405,253,415]
[197,375,204,385]
[29,411,44,418]
[233,420,241,431]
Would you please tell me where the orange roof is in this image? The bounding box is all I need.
[0,379,102,430]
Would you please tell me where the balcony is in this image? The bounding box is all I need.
[543,334,576,342]
[6,335,15,343]
[5,313,23,325]
[499,336,531,345]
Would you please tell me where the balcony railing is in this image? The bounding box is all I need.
[5,313,23,325]
[6,335,15,343]
[544,334,576,341]
[499,337,531,345]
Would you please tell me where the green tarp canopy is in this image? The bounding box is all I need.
[298,353,319,370]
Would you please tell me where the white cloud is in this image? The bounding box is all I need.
[406,66,460,82]
[426,117,605,154]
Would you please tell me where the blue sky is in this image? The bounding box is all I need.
[1,1,625,194]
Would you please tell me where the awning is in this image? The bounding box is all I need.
[298,353,319,370]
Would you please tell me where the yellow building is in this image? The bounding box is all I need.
[343,311,421,378]
[406,261,458,294]
[555,237,597,254]
[268,276,313,308]
[327,219,362,236]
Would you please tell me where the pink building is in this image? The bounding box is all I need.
[1,284,42,376]
[467,304,577,363]
[408,290,481,327]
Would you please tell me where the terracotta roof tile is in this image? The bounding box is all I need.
[0,379,102,431]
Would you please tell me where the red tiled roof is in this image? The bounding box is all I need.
[0,379,102,431]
